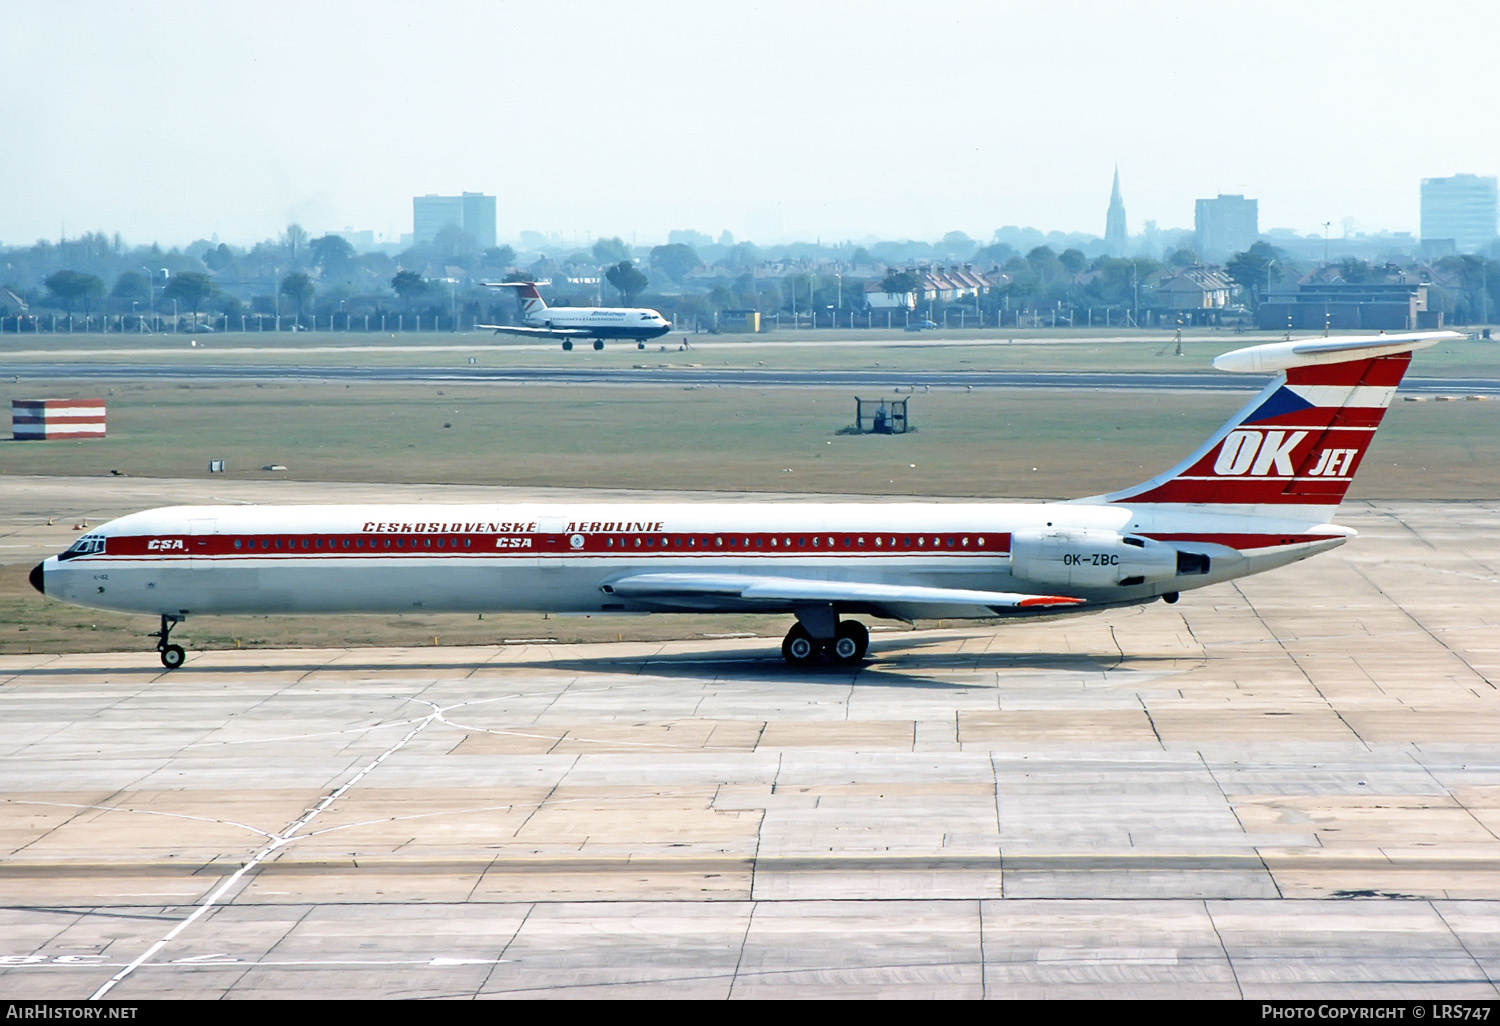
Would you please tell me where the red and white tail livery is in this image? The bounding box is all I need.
[1090,333,1437,517]
[31,331,1456,669]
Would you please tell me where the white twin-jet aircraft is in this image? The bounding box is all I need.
[31,331,1455,669]
[477,281,671,350]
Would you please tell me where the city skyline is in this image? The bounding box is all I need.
[5,1,1499,249]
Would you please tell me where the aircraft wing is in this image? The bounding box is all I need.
[476,323,593,339]
[604,572,1083,618]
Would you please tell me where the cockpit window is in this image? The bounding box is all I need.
[59,534,106,560]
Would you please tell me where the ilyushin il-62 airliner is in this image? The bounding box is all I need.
[30,332,1455,669]
[477,281,671,349]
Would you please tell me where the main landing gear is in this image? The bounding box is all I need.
[781,617,870,666]
[151,614,186,670]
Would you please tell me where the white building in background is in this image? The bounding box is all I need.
[1194,195,1258,259]
[412,192,497,248]
[1420,174,1498,255]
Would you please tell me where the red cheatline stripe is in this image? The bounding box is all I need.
[85,530,1016,560]
[80,552,1010,567]
[1121,480,1348,504]
[1132,477,1355,501]
[1123,482,1346,504]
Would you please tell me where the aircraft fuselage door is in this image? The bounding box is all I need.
[188,518,218,568]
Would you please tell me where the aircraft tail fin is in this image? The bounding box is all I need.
[1083,331,1458,516]
[480,281,548,318]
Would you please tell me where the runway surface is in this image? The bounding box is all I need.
[1,483,1499,998]
[5,360,1500,395]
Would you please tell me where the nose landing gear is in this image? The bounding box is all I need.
[151,614,187,670]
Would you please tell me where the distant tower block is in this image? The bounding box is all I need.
[1105,167,1128,256]
[12,399,106,440]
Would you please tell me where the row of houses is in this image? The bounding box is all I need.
[856,260,1446,331]
[862,262,1238,319]
[865,265,1005,310]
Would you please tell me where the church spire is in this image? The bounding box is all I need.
[1105,165,1128,256]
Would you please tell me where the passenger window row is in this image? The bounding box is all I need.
[232,537,476,550]
[223,534,991,551]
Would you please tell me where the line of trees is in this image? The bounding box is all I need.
[9,224,1500,332]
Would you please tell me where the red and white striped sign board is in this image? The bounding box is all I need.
[12,399,107,440]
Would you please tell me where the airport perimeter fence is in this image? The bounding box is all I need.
[2,305,1189,335]
[0,312,480,335]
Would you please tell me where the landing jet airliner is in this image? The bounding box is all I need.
[477,281,671,350]
[31,332,1454,669]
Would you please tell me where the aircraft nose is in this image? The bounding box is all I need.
[29,562,44,595]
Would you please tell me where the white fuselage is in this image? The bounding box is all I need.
[525,306,671,340]
[29,331,1448,668]
[35,500,1346,622]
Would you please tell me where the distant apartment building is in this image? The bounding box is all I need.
[412,192,497,248]
[1194,195,1258,259]
[1420,174,1498,255]
[338,228,377,249]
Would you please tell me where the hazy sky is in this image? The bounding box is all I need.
[5,0,1497,249]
